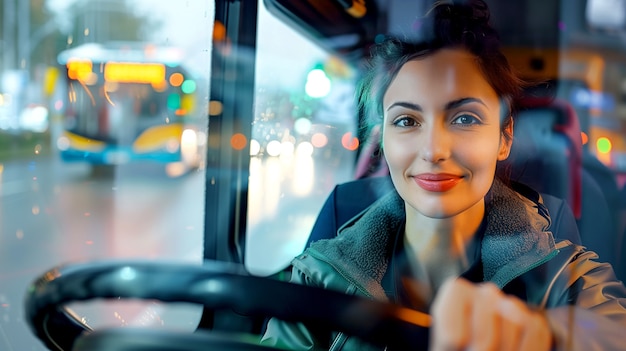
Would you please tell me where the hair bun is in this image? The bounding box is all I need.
[411,0,498,53]
[435,0,491,27]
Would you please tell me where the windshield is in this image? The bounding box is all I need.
[245,3,358,276]
[0,0,212,348]
[1,0,626,350]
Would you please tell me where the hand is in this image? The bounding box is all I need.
[430,278,552,351]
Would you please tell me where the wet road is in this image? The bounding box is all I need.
[0,150,354,350]
[0,156,207,350]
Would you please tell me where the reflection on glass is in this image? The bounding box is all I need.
[0,1,212,349]
[245,3,358,276]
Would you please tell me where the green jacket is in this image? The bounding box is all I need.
[262,181,626,350]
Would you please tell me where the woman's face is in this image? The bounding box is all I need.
[382,49,512,219]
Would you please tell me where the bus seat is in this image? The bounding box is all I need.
[578,169,618,267]
[501,97,621,273]
[618,185,626,280]
[306,176,582,248]
[501,97,582,219]
[307,176,394,247]
[582,152,624,260]
[525,80,622,236]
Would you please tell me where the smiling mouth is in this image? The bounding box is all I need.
[413,174,462,192]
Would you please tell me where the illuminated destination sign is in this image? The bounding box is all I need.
[66,60,93,81]
[104,62,166,85]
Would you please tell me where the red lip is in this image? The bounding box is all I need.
[413,173,462,192]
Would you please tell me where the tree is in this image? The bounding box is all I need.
[65,0,160,46]
[0,0,159,71]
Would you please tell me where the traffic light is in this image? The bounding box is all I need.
[304,64,331,98]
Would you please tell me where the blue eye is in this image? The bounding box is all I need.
[452,114,480,125]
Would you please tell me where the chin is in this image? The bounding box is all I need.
[409,201,465,219]
[420,208,462,219]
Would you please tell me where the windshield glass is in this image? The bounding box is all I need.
[245,2,358,276]
[2,0,626,350]
[0,1,211,348]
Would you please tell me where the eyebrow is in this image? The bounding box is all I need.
[385,97,487,112]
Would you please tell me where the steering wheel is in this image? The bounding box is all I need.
[24,260,430,351]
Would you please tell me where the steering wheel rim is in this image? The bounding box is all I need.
[24,259,430,351]
[73,329,283,351]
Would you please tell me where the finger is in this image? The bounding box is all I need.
[469,283,501,351]
[518,310,553,351]
[430,278,473,351]
[497,296,527,351]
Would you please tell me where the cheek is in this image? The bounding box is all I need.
[459,137,503,172]
[382,134,412,169]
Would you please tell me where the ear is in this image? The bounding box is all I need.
[497,118,513,161]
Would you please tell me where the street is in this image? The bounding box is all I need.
[0,149,354,350]
[1,155,206,350]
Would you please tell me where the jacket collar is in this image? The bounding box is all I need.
[308,179,558,299]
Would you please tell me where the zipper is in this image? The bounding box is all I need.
[329,332,349,351]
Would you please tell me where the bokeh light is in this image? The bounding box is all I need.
[305,69,331,98]
[181,80,196,94]
[281,141,295,156]
[311,133,328,148]
[250,139,261,156]
[209,100,223,116]
[341,132,359,151]
[597,137,612,154]
[296,141,314,157]
[169,73,184,87]
[167,94,181,110]
[294,117,312,135]
[231,133,247,150]
[266,140,282,156]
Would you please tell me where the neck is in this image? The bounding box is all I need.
[404,199,485,265]
[402,199,485,292]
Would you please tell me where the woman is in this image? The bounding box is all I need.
[262,1,626,350]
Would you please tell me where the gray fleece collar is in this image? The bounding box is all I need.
[482,180,558,287]
[307,179,558,298]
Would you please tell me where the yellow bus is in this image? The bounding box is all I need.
[56,42,206,177]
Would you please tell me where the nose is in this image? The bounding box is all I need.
[419,122,452,163]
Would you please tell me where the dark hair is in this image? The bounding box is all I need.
[357,0,527,145]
